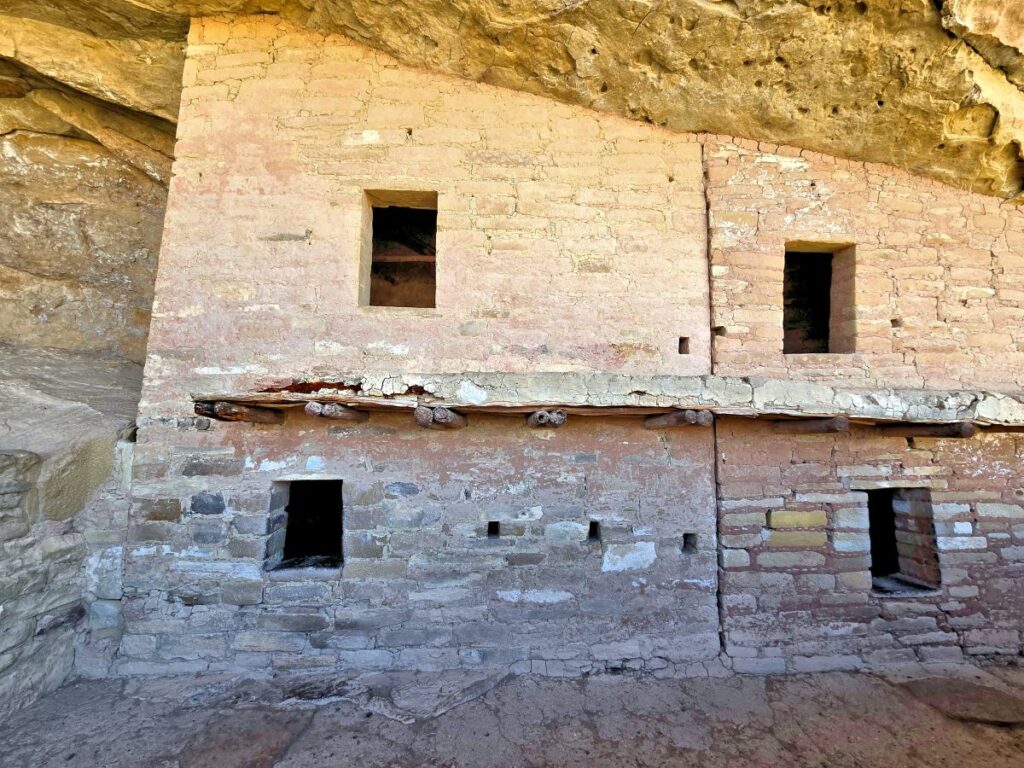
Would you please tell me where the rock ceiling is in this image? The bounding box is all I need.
[1,0,1023,200]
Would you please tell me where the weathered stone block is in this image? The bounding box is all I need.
[720,549,751,569]
[182,456,244,477]
[133,498,183,522]
[757,551,826,568]
[232,631,307,653]
[766,530,827,548]
[601,542,657,572]
[258,611,330,632]
[190,492,225,516]
[767,509,827,528]
[976,503,1024,519]
[832,532,871,553]
[221,580,264,606]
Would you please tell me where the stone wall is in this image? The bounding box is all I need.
[0,347,141,718]
[120,14,1024,682]
[0,450,92,720]
[717,420,1024,672]
[146,14,709,416]
[122,415,719,676]
[126,16,719,678]
[706,137,1024,390]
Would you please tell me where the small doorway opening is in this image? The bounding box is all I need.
[868,488,940,593]
[273,480,343,569]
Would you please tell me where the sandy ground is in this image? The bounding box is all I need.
[1,664,1023,767]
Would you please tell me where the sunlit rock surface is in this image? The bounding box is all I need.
[1,0,1023,360]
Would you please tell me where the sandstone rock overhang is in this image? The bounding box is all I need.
[2,0,1024,201]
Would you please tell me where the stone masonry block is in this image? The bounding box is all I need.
[767,509,827,529]
[190,492,226,516]
[766,530,827,548]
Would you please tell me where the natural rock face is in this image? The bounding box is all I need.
[4,1,1024,199]
[0,344,141,719]
[943,0,1024,90]
[2,1,1024,362]
[0,61,172,361]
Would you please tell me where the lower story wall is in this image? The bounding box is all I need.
[109,413,1024,679]
[716,420,1024,672]
[120,413,721,677]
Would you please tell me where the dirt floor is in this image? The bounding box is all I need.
[2,664,1023,767]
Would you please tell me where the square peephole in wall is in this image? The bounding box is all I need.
[365,190,438,308]
[266,480,343,570]
[783,242,856,354]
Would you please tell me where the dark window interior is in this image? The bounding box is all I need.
[487,520,501,538]
[783,251,833,353]
[588,520,602,542]
[280,480,343,568]
[868,489,899,579]
[370,205,437,308]
[682,533,698,553]
[868,488,940,593]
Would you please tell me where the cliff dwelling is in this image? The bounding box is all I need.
[2,2,1024,765]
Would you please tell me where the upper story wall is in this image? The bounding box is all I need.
[706,138,1024,391]
[144,16,709,416]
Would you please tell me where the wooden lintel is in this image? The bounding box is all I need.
[195,401,285,425]
[526,409,567,428]
[644,409,714,429]
[771,416,850,434]
[304,401,368,422]
[980,425,1024,433]
[874,422,976,438]
[414,405,468,430]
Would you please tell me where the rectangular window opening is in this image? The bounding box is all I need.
[273,480,343,570]
[783,245,855,354]
[682,533,698,554]
[678,337,690,355]
[868,488,940,594]
[367,192,437,308]
[487,520,501,539]
[588,520,602,542]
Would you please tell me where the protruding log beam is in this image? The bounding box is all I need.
[194,401,285,425]
[304,401,368,422]
[771,416,850,434]
[874,422,976,438]
[526,409,567,428]
[414,405,468,430]
[644,409,714,429]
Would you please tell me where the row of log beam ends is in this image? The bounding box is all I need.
[770,416,976,438]
[304,401,368,422]
[193,401,985,439]
[194,401,284,424]
[526,409,567,428]
[644,410,714,429]
[414,405,468,430]
[772,416,849,434]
